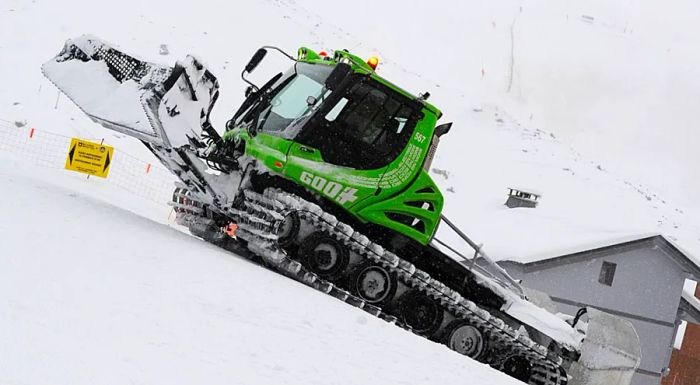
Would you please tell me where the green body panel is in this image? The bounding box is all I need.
[358,169,443,243]
[227,47,446,245]
[244,132,292,172]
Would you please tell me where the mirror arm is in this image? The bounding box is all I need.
[241,69,259,92]
[261,45,297,62]
[241,46,294,92]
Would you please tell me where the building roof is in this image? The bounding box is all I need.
[500,234,700,282]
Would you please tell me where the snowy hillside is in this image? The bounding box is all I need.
[0,152,523,385]
[299,0,700,204]
[2,0,698,261]
[431,104,700,263]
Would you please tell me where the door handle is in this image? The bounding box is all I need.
[299,146,315,154]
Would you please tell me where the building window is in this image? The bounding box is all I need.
[599,261,617,286]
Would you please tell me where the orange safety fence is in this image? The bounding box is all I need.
[0,120,176,205]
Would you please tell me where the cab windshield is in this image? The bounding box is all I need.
[234,61,421,171]
[240,62,333,137]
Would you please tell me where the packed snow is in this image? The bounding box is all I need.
[0,152,523,385]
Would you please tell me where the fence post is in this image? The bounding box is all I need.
[86,138,104,181]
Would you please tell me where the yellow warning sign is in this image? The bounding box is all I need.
[64,138,114,178]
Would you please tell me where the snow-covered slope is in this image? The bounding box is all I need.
[2,0,698,263]
[431,104,700,264]
[298,0,700,204]
[0,152,523,385]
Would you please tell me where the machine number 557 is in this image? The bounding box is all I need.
[300,171,358,204]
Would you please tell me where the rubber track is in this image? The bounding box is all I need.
[183,188,567,385]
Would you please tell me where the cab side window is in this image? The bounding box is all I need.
[306,80,419,170]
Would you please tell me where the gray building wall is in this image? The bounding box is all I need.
[500,242,689,385]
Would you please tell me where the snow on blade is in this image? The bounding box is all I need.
[41,35,162,140]
[41,35,219,149]
[505,297,583,349]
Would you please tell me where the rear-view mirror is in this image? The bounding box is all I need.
[245,48,267,73]
[434,122,452,137]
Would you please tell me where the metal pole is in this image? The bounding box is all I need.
[54,90,61,109]
[86,138,104,181]
[440,214,480,250]
[439,214,524,296]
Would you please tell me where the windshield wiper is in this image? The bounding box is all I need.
[232,72,283,124]
[289,87,330,129]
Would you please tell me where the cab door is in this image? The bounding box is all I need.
[284,142,382,210]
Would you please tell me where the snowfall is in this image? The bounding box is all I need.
[2,0,700,384]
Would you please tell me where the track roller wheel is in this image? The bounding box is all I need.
[528,364,567,385]
[351,263,397,305]
[299,232,349,281]
[500,354,533,383]
[398,289,443,335]
[443,321,487,360]
[276,212,300,247]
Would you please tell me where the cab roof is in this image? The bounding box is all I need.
[297,47,442,118]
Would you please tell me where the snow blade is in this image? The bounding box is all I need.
[569,308,641,385]
[41,35,219,148]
